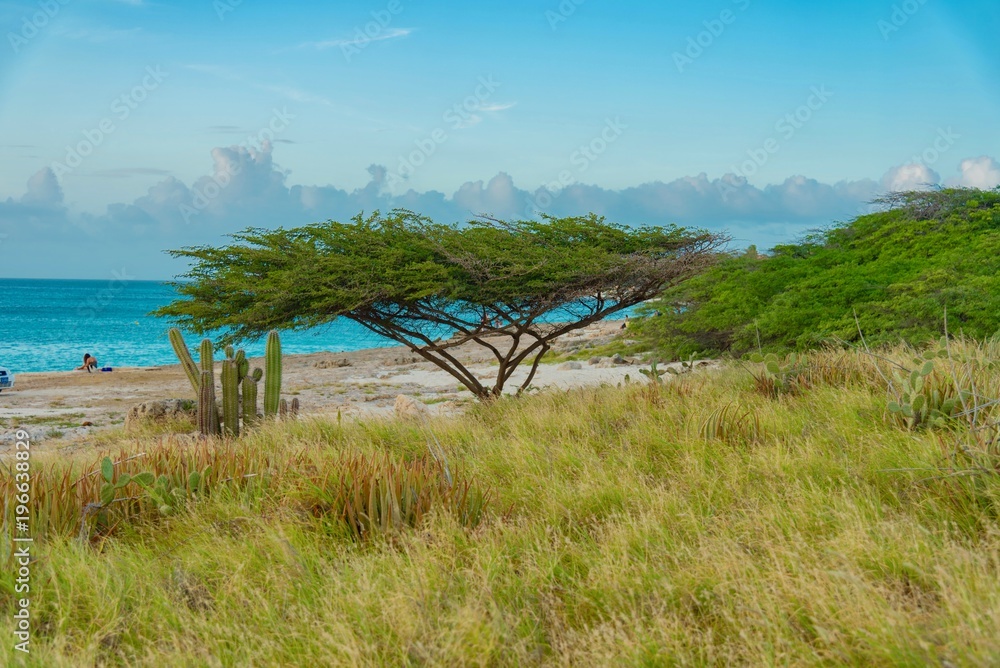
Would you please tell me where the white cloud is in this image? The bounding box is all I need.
[880,162,941,192]
[21,168,63,206]
[477,102,517,112]
[953,156,1000,189]
[4,148,999,278]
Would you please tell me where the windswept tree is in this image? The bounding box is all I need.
[157,210,726,400]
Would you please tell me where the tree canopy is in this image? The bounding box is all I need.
[156,210,725,400]
[634,188,1000,357]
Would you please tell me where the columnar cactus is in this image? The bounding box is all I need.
[168,328,201,395]
[169,328,294,437]
[198,370,220,436]
[200,338,214,375]
[221,359,240,437]
[242,376,259,427]
[264,330,282,417]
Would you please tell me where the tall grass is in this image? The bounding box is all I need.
[1,342,999,665]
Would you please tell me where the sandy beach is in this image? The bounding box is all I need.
[0,320,702,454]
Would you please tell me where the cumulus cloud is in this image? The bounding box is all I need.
[880,163,941,192]
[3,146,999,278]
[953,156,1000,189]
[21,168,64,206]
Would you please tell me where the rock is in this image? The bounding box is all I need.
[81,421,94,427]
[611,354,628,365]
[125,400,196,430]
[314,358,351,369]
[588,356,605,366]
[558,362,583,371]
[394,394,428,421]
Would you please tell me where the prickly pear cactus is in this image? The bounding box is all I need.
[639,360,666,385]
[887,341,970,429]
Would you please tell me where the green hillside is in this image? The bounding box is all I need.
[636,188,1000,357]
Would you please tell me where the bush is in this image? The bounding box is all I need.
[634,188,1000,358]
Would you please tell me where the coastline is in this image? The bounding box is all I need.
[0,320,681,453]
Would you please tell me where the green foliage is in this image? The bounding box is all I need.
[634,188,1000,357]
[156,210,724,400]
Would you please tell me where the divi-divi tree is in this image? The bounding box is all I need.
[157,210,726,401]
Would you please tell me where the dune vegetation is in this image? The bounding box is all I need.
[634,188,1000,359]
[3,338,1000,666]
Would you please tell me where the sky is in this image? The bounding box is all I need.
[0,0,998,279]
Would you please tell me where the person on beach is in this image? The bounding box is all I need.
[76,353,98,372]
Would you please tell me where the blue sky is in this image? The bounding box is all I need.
[1,0,998,278]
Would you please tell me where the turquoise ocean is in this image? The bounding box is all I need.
[0,279,401,373]
[0,279,633,374]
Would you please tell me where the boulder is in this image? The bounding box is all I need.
[125,400,196,430]
[394,394,428,421]
[314,358,352,369]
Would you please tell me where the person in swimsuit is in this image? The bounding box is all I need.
[76,353,99,372]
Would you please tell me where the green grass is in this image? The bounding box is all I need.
[2,346,999,666]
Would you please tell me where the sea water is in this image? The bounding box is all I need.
[0,279,398,373]
[0,279,634,374]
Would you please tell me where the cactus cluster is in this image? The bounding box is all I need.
[97,455,210,517]
[169,327,297,438]
[639,360,667,385]
[888,342,970,429]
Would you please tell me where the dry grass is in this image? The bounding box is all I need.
[1,343,999,666]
